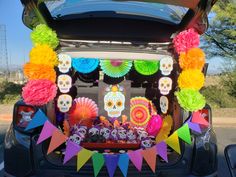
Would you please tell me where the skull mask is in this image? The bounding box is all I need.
[160,96,169,114]
[127,129,137,142]
[136,128,148,141]
[141,137,153,149]
[58,54,71,73]
[117,127,127,140]
[58,75,72,93]
[110,129,118,141]
[100,127,111,140]
[71,125,87,138]
[69,134,83,145]
[88,127,100,136]
[158,77,172,95]
[57,94,72,113]
[160,56,173,76]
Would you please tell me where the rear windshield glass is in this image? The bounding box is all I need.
[44,0,188,24]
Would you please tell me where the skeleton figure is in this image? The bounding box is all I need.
[57,75,72,93]
[158,77,173,95]
[71,125,87,138]
[100,127,111,140]
[117,127,127,140]
[57,94,72,113]
[141,137,154,149]
[58,54,71,73]
[136,128,148,141]
[127,129,137,143]
[69,134,83,145]
[110,128,118,141]
[160,96,169,114]
[160,56,173,76]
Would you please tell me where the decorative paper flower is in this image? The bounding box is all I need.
[179,48,206,70]
[31,24,59,49]
[72,58,99,74]
[146,114,163,137]
[178,69,205,90]
[175,89,206,112]
[100,59,132,78]
[23,63,56,82]
[134,60,159,75]
[155,115,173,143]
[29,45,58,67]
[22,79,57,106]
[173,28,200,54]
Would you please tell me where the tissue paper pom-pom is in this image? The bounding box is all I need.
[22,79,57,106]
[179,48,206,70]
[175,89,206,112]
[155,115,173,143]
[173,28,200,54]
[29,45,58,67]
[23,63,56,82]
[178,70,205,90]
[31,24,59,49]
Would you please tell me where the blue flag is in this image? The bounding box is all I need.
[118,153,129,177]
[25,109,48,131]
[104,154,119,177]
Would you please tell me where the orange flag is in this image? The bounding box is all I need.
[47,129,68,154]
[141,147,157,173]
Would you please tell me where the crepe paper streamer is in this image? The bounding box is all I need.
[146,115,163,137]
[22,79,58,106]
[192,111,209,127]
[178,69,205,90]
[118,153,129,177]
[31,24,59,49]
[77,149,93,172]
[173,28,200,54]
[72,58,99,74]
[25,109,48,131]
[29,45,58,67]
[141,147,157,173]
[104,154,119,177]
[165,132,181,154]
[23,63,56,82]
[128,150,143,172]
[134,60,159,75]
[177,124,191,144]
[37,120,57,144]
[47,129,68,154]
[156,141,168,162]
[186,119,202,134]
[92,153,105,177]
[155,115,173,143]
[100,59,132,78]
[175,89,206,112]
[179,48,206,70]
[64,140,82,164]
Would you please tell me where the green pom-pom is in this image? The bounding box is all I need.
[175,89,206,112]
[31,24,59,49]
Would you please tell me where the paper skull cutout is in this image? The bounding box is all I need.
[57,94,72,113]
[58,54,71,73]
[160,96,169,114]
[69,134,83,145]
[158,77,173,95]
[104,85,125,118]
[57,74,72,93]
[160,56,173,76]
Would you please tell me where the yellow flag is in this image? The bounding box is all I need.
[165,132,181,154]
[77,148,93,172]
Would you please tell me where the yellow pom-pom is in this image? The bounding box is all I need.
[178,69,205,90]
[29,45,58,67]
[156,115,173,143]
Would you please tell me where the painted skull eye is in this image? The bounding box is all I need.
[59,61,63,64]
[59,81,63,85]
[162,64,165,68]
[66,61,70,65]
[116,101,122,107]
[107,101,113,107]
[167,84,170,87]
[168,64,171,67]
[161,83,164,87]
[66,81,70,85]
[60,101,64,105]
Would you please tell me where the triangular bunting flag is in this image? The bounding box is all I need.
[156,141,168,162]
[118,153,129,177]
[47,129,68,154]
[177,124,191,144]
[186,119,202,133]
[165,132,181,154]
[25,109,48,131]
[37,120,57,144]
[192,111,209,127]
[128,150,143,172]
[141,147,157,173]
[104,154,119,177]
[63,140,82,164]
[92,153,104,177]
[77,149,93,172]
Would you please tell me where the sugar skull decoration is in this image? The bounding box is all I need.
[69,134,83,145]
[160,56,174,76]
[57,94,73,113]
[160,96,169,114]
[71,125,87,139]
[110,128,118,141]
[57,74,72,93]
[127,129,137,143]
[141,137,154,149]
[158,77,173,95]
[104,85,125,118]
[58,54,72,73]
[117,127,127,141]
[100,127,111,140]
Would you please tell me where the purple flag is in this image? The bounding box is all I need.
[64,140,82,164]
[37,120,57,144]
[186,119,202,133]
[156,141,168,162]
[128,150,143,172]
[104,154,119,177]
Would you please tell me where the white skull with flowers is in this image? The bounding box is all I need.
[57,94,72,113]
[160,96,169,114]
[57,75,72,93]
[58,54,71,73]
[158,77,172,95]
[160,56,173,76]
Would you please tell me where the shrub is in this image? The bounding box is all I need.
[0,81,22,104]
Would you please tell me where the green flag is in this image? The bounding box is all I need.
[177,124,191,144]
[92,153,105,177]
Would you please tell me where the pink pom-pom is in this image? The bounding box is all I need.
[173,28,200,54]
[146,114,163,137]
[22,79,57,106]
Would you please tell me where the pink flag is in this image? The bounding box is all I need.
[37,120,57,144]
[192,111,209,127]
[128,150,143,172]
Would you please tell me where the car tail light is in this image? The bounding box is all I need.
[15,105,35,129]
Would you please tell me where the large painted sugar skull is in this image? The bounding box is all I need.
[57,74,72,93]
[158,77,172,95]
[160,56,173,76]
[160,96,169,114]
[104,85,125,118]
[57,94,72,113]
[58,54,71,73]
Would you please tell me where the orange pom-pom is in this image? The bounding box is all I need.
[23,63,56,82]
[179,48,206,70]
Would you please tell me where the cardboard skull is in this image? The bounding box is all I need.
[57,94,72,113]
[160,56,173,76]
[158,77,172,95]
[57,75,72,93]
[160,96,169,114]
[58,54,71,73]
[104,85,125,118]
[69,134,83,145]
[100,127,111,140]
